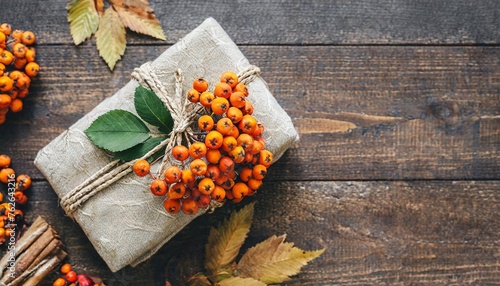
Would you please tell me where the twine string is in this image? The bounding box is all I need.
[60,64,261,217]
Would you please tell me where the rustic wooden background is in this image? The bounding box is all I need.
[1,0,499,285]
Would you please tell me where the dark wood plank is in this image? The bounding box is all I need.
[13,180,499,285]
[1,0,499,45]
[1,45,498,180]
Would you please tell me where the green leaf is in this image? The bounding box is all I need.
[113,136,166,162]
[205,202,255,275]
[67,0,99,45]
[95,7,126,70]
[85,109,150,152]
[134,86,173,133]
[113,4,166,40]
[218,277,266,286]
[236,235,325,284]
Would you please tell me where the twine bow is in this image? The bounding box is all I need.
[60,63,261,217]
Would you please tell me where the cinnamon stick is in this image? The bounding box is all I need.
[21,250,67,286]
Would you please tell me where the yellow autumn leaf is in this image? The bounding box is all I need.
[110,0,166,40]
[204,202,255,274]
[95,7,126,70]
[95,0,104,15]
[218,276,267,286]
[67,0,100,45]
[236,234,325,284]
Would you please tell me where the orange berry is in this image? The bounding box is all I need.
[218,156,234,173]
[0,24,11,35]
[181,197,199,215]
[238,114,258,134]
[0,114,5,125]
[225,189,234,200]
[0,76,13,92]
[250,139,264,154]
[205,130,223,149]
[215,174,234,190]
[252,164,267,180]
[247,178,263,191]
[14,191,27,204]
[215,117,233,135]
[9,98,23,113]
[211,97,230,115]
[53,278,66,286]
[195,194,211,208]
[199,91,215,107]
[172,145,189,161]
[234,82,249,96]
[0,63,5,76]
[21,31,36,45]
[164,198,181,214]
[244,152,254,163]
[242,100,254,115]
[229,146,245,163]
[226,125,240,138]
[25,62,40,77]
[150,179,168,196]
[13,57,27,70]
[66,270,77,283]
[252,123,265,137]
[211,185,226,202]
[16,174,31,191]
[259,150,274,167]
[193,77,208,93]
[0,50,14,65]
[61,263,72,274]
[237,133,254,152]
[0,168,14,184]
[25,48,35,62]
[12,43,26,58]
[206,149,221,164]
[198,114,214,131]
[186,88,200,103]
[220,71,238,88]
[17,88,28,99]
[133,159,150,177]
[189,141,207,159]
[181,169,196,186]
[11,30,23,40]
[232,182,250,198]
[164,165,182,184]
[213,82,232,98]
[198,177,215,195]
[190,158,207,176]
[0,94,11,108]
[239,167,253,182]
[0,154,10,168]
[221,136,238,152]
[168,183,186,199]
[226,106,243,123]
[205,164,220,180]
[229,91,246,108]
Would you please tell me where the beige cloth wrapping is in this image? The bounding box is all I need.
[34,17,298,272]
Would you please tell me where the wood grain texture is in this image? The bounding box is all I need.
[0,1,498,285]
[1,46,498,180]
[12,180,498,285]
[0,0,499,45]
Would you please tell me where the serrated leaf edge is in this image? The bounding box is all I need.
[95,6,127,70]
[114,5,166,40]
[67,0,100,45]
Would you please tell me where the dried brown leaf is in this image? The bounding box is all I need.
[95,7,126,70]
[67,0,99,45]
[236,234,325,284]
[204,202,255,275]
[94,0,104,15]
[111,0,166,40]
[218,276,267,286]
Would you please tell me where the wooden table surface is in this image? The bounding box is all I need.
[1,1,499,285]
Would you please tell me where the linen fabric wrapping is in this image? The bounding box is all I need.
[34,17,299,272]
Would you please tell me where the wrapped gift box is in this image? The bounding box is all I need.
[35,17,298,272]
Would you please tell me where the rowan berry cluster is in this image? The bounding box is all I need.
[133,71,273,215]
[53,263,99,286]
[0,154,29,244]
[0,23,40,125]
